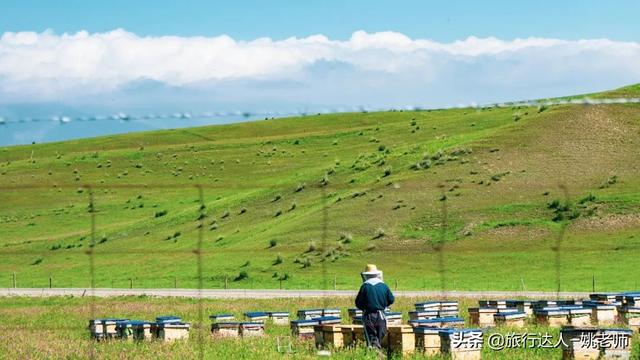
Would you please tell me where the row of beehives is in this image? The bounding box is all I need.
[468,292,640,330]
[316,324,484,359]
[313,324,635,359]
[88,316,190,341]
[293,302,486,359]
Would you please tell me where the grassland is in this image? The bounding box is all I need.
[1,85,639,291]
[2,295,639,360]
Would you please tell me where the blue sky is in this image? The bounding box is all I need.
[1,1,639,145]
[2,0,639,41]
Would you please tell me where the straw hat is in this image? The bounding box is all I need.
[361,264,382,276]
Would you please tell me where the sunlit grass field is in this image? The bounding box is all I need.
[2,296,639,359]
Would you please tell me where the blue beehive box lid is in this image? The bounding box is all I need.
[469,307,498,313]
[533,300,557,308]
[495,311,527,319]
[156,315,181,323]
[240,322,264,328]
[317,316,341,324]
[245,311,268,317]
[410,319,440,327]
[268,311,289,316]
[415,301,441,307]
[438,328,482,336]
[323,308,341,312]
[210,314,234,319]
[410,310,439,315]
[115,320,149,327]
[384,311,402,317]
[102,318,128,324]
[298,308,323,313]
[440,317,465,323]
[413,327,444,334]
[214,322,240,328]
[535,309,569,316]
[157,322,190,329]
[291,319,319,326]
[582,301,616,309]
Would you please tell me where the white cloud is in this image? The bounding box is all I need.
[0,29,639,106]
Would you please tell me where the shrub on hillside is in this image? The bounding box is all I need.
[234,271,249,281]
[373,228,385,239]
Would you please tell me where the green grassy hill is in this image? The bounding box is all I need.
[1,85,639,291]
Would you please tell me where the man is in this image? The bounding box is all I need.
[355,264,395,349]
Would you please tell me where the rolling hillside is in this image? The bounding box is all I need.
[1,84,639,291]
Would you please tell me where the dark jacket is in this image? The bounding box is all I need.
[355,278,395,313]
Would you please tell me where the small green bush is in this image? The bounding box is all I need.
[234,271,249,281]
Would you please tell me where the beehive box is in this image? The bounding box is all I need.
[156,322,190,342]
[340,325,361,347]
[411,317,465,329]
[314,324,344,349]
[567,308,593,327]
[488,300,509,309]
[535,308,569,327]
[414,327,442,356]
[209,314,235,323]
[156,315,181,324]
[494,311,527,328]
[347,308,362,322]
[410,318,443,328]
[409,310,439,321]
[297,309,323,320]
[132,322,154,341]
[506,300,534,316]
[352,316,363,325]
[584,303,617,325]
[244,311,269,323]
[535,300,559,308]
[599,328,633,359]
[291,319,319,339]
[88,319,105,340]
[415,301,442,311]
[590,293,619,304]
[619,307,640,332]
[116,320,148,341]
[102,318,128,339]
[440,329,483,360]
[385,312,403,325]
[240,322,265,337]
[322,309,341,318]
[268,311,290,325]
[469,307,498,327]
[352,326,367,344]
[622,293,640,307]
[560,326,600,360]
[211,322,240,337]
[385,325,415,355]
